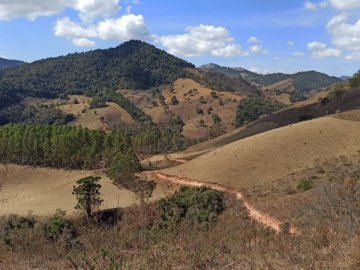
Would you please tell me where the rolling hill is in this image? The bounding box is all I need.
[0,57,25,70]
[199,64,341,102]
[0,40,194,110]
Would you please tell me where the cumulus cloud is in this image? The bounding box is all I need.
[54,14,150,46]
[75,0,120,22]
[155,24,246,57]
[249,45,268,54]
[304,1,327,11]
[304,1,318,11]
[287,40,294,47]
[326,14,360,60]
[0,0,120,21]
[72,38,96,47]
[328,0,360,10]
[0,0,71,21]
[293,51,305,57]
[247,36,261,43]
[307,41,341,58]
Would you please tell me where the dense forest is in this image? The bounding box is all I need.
[0,123,139,171]
[0,40,194,110]
[0,58,25,71]
[235,96,285,127]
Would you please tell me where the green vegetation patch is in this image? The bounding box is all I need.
[235,96,285,127]
[157,186,224,229]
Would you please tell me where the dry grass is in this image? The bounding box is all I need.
[121,78,245,138]
[163,116,360,201]
[0,164,172,217]
[0,194,359,269]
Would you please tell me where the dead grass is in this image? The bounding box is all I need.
[0,164,172,217]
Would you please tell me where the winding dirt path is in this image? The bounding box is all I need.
[146,172,297,234]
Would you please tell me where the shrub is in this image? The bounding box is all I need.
[157,186,224,229]
[297,179,312,191]
[0,215,36,246]
[43,210,77,242]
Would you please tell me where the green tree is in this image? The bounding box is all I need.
[73,176,103,219]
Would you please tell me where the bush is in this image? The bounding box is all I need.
[297,179,312,191]
[157,186,224,229]
[0,215,36,246]
[43,210,77,242]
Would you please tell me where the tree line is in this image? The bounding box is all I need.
[0,123,139,171]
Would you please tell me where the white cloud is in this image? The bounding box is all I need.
[304,1,328,11]
[307,41,327,50]
[0,0,71,21]
[328,0,360,10]
[307,41,341,58]
[155,24,246,57]
[0,0,121,21]
[75,0,120,22]
[287,40,294,47]
[293,51,305,57]
[249,44,268,54]
[304,1,318,11]
[326,14,360,60]
[72,38,96,47]
[247,36,261,43]
[54,14,150,46]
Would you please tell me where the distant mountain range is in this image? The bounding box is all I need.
[0,57,25,70]
[199,63,341,94]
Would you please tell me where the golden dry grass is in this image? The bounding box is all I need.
[162,116,360,192]
[0,164,171,217]
[121,78,244,138]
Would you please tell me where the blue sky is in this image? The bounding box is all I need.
[0,0,359,76]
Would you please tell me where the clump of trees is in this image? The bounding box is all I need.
[350,70,360,88]
[235,96,285,127]
[0,123,138,170]
[157,186,224,229]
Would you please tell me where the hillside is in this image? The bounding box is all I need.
[0,40,194,110]
[0,164,172,216]
[199,64,341,101]
[121,78,244,138]
[0,57,25,70]
[164,115,360,186]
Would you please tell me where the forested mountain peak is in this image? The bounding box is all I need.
[0,40,195,109]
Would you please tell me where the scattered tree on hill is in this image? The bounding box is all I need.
[171,95,179,105]
[73,176,103,219]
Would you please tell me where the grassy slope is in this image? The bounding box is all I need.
[163,116,360,191]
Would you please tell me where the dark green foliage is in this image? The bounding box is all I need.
[235,96,285,127]
[0,105,74,125]
[202,71,257,95]
[212,114,221,125]
[89,96,107,109]
[106,92,153,125]
[43,210,77,242]
[350,70,360,88]
[73,176,103,219]
[297,179,312,191]
[299,114,313,122]
[0,215,36,246]
[0,58,25,71]
[171,95,179,105]
[0,40,194,110]
[157,186,224,229]
[292,71,341,93]
[0,123,137,170]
